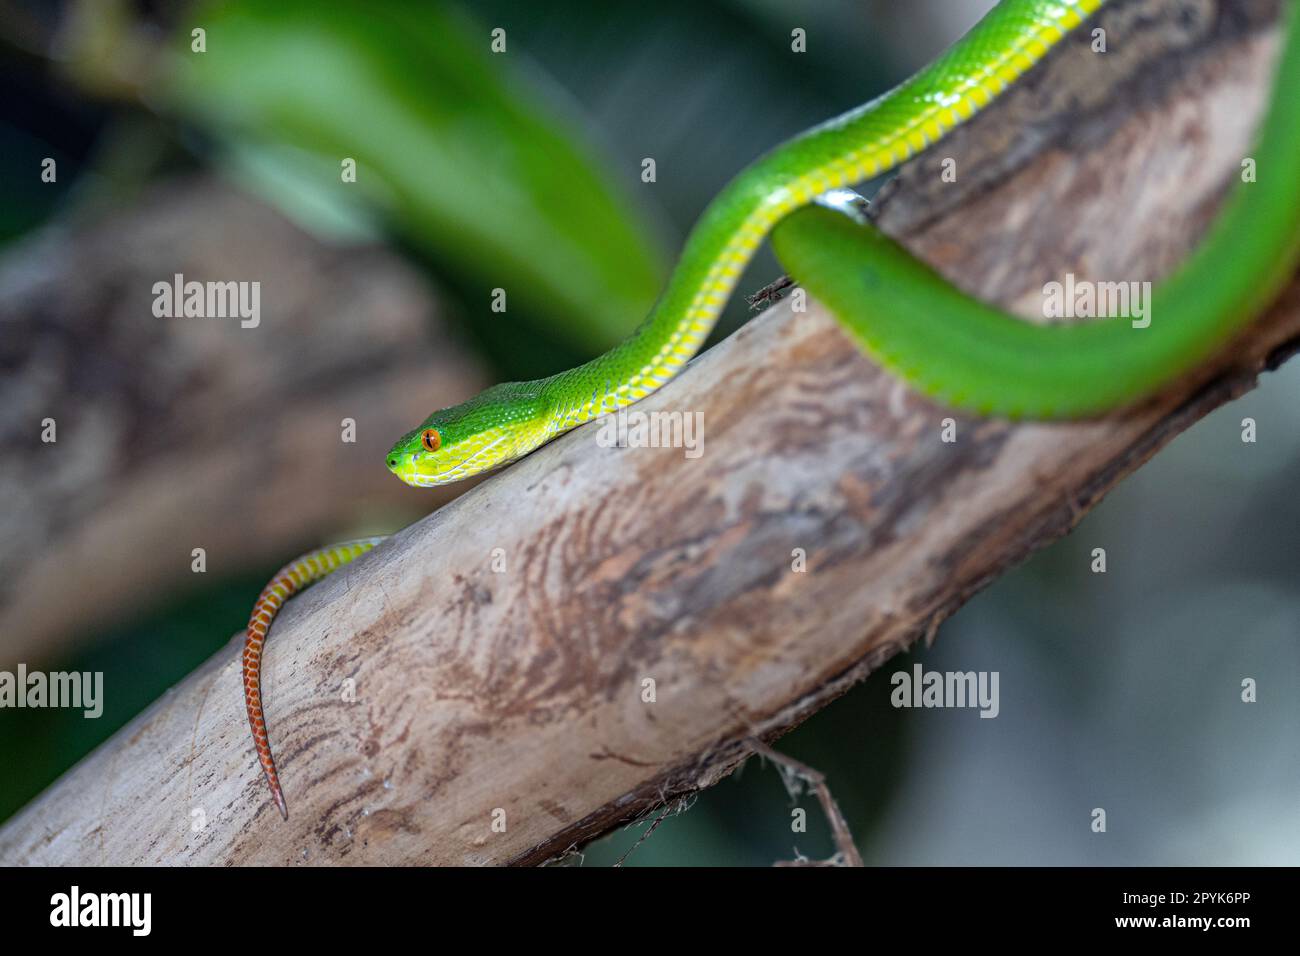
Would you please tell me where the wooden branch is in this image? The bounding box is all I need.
[2,0,1295,865]
[0,177,486,666]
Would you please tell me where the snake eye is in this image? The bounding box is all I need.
[421,428,441,453]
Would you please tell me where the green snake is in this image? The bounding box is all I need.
[242,0,1300,818]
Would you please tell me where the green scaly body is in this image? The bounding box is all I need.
[246,0,1300,817]
[387,0,1132,486]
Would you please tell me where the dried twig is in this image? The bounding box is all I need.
[748,739,864,867]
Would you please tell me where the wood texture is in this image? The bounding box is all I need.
[1,0,1295,865]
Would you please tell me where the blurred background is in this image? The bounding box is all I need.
[1,0,1297,865]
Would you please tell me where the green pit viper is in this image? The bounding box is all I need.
[242,0,1300,819]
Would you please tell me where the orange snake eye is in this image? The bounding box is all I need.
[421,428,441,453]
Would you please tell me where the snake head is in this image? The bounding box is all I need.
[385,381,551,487]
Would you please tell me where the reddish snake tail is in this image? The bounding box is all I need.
[242,537,386,819]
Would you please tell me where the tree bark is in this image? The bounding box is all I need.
[1,0,1294,865]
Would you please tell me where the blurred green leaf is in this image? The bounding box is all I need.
[163,0,666,349]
